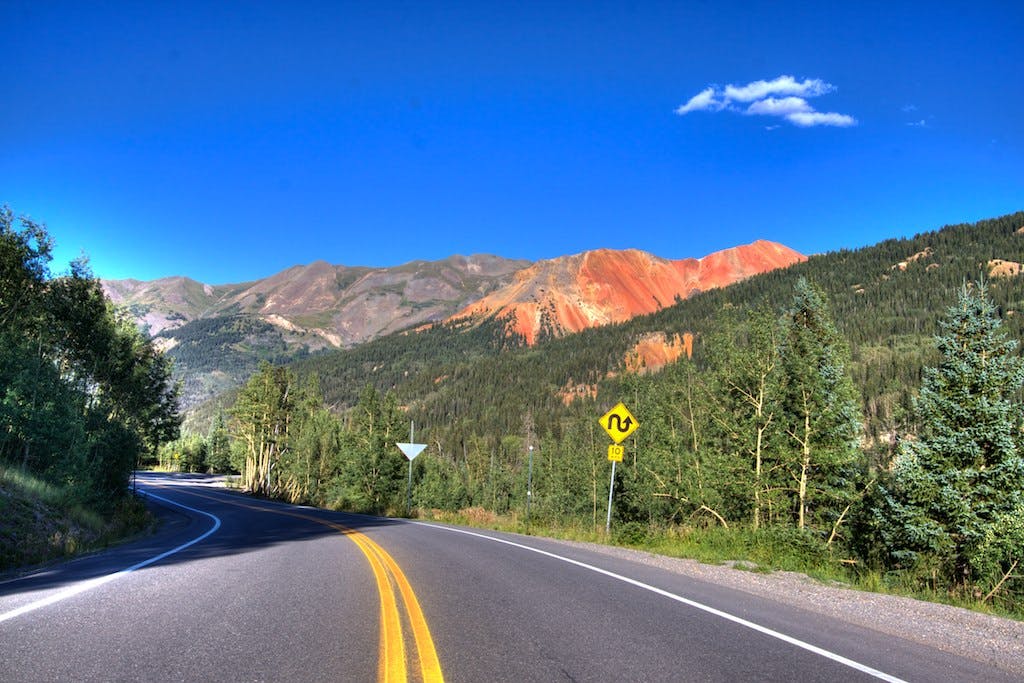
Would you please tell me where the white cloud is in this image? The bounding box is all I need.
[906,119,927,127]
[902,104,918,112]
[724,75,832,103]
[675,74,856,129]
[786,111,858,127]
[746,96,812,116]
[674,87,722,115]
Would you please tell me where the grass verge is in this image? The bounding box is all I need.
[0,465,153,574]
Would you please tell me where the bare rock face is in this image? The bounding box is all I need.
[625,332,694,374]
[452,241,806,344]
[989,259,1024,278]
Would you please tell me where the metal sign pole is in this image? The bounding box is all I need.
[407,421,414,516]
[605,459,617,534]
[526,444,534,528]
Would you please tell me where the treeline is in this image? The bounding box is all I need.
[162,367,419,512]
[270,211,1024,454]
[173,275,1023,609]
[0,206,180,510]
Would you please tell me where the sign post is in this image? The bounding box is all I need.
[606,459,617,534]
[599,403,639,534]
[396,421,426,516]
[526,444,534,529]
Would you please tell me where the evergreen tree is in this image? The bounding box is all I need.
[778,278,863,532]
[880,281,1024,588]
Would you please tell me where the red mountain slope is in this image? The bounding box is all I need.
[452,240,805,344]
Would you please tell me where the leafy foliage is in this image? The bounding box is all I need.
[0,205,180,509]
[240,211,1024,463]
[777,278,862,532]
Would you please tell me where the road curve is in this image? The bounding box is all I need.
[1,473,1017,682]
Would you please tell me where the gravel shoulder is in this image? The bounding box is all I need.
[553,538,1024,677]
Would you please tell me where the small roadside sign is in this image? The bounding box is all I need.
[397,443,426,461]
[600,403,639,534]
[599,402,639,444]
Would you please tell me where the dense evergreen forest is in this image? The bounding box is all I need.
[159,314,318,409]
[0,206,180,516]
[264,210,1024,457]
[167,211,1024,610]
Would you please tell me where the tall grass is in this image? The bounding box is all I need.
[0,464,151,572]
[0,464,104,529]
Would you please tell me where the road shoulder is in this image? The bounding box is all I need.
[549,537,1024,677]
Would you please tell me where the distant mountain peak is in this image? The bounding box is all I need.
[451,241,805,344]
[100,241,803,408]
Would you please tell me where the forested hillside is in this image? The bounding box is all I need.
[105,255,531,408]
[281,211,1024,451]
[157,314,322,409]
[171,211,1024,612]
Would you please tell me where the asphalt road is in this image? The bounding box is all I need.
[0,473,1016,682]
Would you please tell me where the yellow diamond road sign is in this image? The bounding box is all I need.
[599,402,639,444]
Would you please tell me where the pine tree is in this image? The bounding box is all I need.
[882,281,1024,588]
[778,278,863,533]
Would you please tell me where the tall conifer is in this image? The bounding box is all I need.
[883,281,1024,587]
[778,278,863,532]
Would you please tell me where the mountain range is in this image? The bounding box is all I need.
[281,211,1024,457]
[102,241,805,409]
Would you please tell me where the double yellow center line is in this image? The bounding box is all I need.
[342,523,443,683]
[147,484,444,683]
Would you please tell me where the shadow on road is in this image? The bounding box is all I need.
[0,472,409,599]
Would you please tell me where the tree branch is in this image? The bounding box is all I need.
[983,560,1019,603]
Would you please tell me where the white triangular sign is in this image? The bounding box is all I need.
[397,442,426,461]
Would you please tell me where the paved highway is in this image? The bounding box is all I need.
[1,473,1016,682]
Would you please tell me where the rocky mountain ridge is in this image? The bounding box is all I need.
[103,254,529,348]
[452,240,806,344]
[102,241,804,409]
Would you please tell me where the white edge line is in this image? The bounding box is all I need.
[0,489,221,624]
[412,522,907,683]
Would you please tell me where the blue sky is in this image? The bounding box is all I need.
[2,1,1021,284]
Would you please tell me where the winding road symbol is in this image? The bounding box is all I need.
[607,414,633,433]
[599,402,639,444]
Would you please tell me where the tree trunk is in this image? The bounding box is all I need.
[798,409,811,530]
